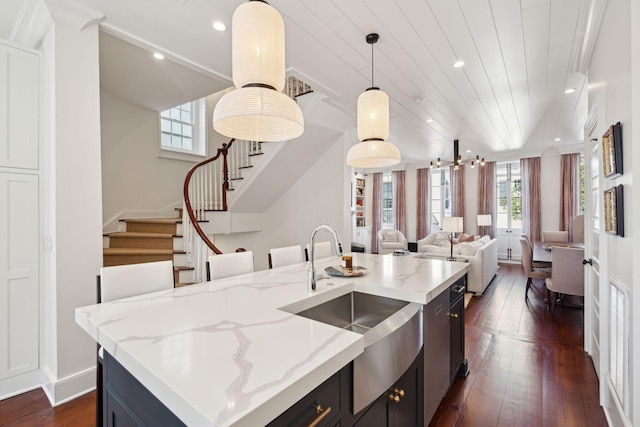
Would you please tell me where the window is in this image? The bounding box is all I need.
[160,98,206,160]
[430,169,451,231]
[382,173,393,227]
[496,162,522,231]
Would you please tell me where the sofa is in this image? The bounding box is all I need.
[377,229,408,255]
[417,232,498,295]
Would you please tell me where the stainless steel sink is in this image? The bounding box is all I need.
[284,290,423,413]
[295,291,410,334]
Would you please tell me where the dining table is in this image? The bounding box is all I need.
[532,241,585,264]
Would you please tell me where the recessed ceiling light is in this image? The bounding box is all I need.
[426,118,434,123]
[414,96,424,104]
[153,52,164,60]
[212,21,227,31]
[466,150,471,153]
[564,88,576,94]
[554,137,561,142]
[453,60,465,68]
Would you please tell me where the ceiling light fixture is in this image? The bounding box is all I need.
[346,33,401,169]
[153,52,164,60]
[564,88,576,94]
[453,60,465,68]
[426,118,434,123]
[429,139,484,170]
[213,1,304,142]
[212,21,227,31]
[554,137,561,141]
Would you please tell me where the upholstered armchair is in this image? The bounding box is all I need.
[377,229,408,255]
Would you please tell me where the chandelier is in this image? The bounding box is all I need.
[430,139,484,169]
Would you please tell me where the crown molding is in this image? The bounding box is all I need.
[44,0,104,30]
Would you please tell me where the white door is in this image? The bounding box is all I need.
[496,162,523,261]
[584,122,601,376]
[0,173,39,380]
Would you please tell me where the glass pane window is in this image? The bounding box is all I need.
[382,174,393,226]
[430,169,451,230]
[160,102,198,153]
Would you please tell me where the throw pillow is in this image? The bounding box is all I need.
[458,233,475,243]
[433,232,450,247]
[382,230,397,242]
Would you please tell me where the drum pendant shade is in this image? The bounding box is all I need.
[347,33,400,168]
[346,140,401,168]
[213,1,303,142]
[357,89,389,141]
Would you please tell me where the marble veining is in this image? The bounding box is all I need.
[76,253,467,426]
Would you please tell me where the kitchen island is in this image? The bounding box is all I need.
[75,253,468,426]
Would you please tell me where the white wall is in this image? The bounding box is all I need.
[588,0,636,424]
[212,135,348,271]
[101,91,193,225]
[41,17,104,404]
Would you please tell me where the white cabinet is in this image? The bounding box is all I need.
[0,42,39,170]
[353,227,372,253]
[0,172,39,380]
[0,42,40,388]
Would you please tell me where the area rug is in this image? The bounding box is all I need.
[464,293,473,308]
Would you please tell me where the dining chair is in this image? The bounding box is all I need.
[519,238,551,300]
[545,246,585,317]
[521,234,551,269]
[96,260,175,426]
[268,245,304,268]
[305,241,332,261]
[207,251,255,281]
[542,230,569,242]
[572,214,584,243]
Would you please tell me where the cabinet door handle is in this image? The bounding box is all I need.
[307,404,332,427]
[449,313,459,318]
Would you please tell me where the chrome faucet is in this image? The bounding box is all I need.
[308,224,343,292]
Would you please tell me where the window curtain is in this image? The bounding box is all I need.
[520,157,541,243]
[559,153,580,241]
[392,170,406,236]
[416,168,432,240]
[477,161,496,238]
[450,165,465,219]
[371,172,383,254]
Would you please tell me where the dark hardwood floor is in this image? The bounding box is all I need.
[1,263,606,427]
[431,262,607,427]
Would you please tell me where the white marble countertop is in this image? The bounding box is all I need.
[75,253,468,427]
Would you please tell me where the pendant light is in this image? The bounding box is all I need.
[213,0,304,142]
[346,33,401,168]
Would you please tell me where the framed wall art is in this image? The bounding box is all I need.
[602,122,623,178]
[604,184,624,236]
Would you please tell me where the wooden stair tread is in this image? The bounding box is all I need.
[120,218,181,224]
[174,265,193,271]
[103,248,174,255]
[105,232,174,238]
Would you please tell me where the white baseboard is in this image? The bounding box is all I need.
[42,365,96,406]
[0,369,42,400]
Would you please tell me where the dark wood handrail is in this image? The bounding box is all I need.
[182,139,235,255]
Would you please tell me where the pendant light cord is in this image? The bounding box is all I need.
[371,42,374,87]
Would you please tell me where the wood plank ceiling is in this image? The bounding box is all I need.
[2,0,603,165]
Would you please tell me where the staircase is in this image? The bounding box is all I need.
[103,139,262,286]
[103,209,198,287]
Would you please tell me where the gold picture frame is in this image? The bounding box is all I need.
[604,185,624,236]
[602,122,623,178]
